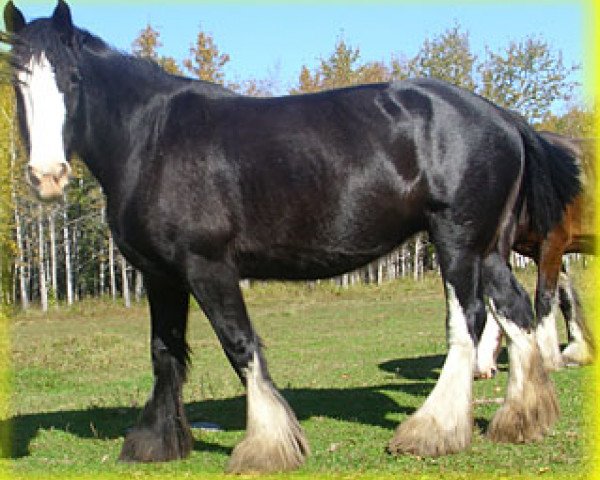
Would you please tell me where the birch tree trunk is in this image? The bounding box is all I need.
[62,202,73,306]
[413,234,422,281]
[6,106,28,309]
[37,205,48,312]
[99,207,106,297]
[109,233,116,301]
[377,258,384,285]
[120,254,131,308]
[48,209,58,300]
[134,270,143,303]
[13,195,28,309]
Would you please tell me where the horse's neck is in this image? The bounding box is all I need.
[76,53,179,202]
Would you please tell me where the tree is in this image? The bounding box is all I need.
[478,37,580,121]
[0,83,16,307]
[294,65,322,94]
[319,37,362,88]
[292,37,390,94]
[393,24,476,90]
[132,24,161,60]
[132,23,182,75]
[183,28,230,84]
[535,104,596,138]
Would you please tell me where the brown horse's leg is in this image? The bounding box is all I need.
[535,229,569,371]
[559,272,596,365]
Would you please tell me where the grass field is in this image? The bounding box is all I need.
[2,266,596,479]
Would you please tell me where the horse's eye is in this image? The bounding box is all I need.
[70,71,81,84]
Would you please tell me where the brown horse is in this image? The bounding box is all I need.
[476,131,596,378]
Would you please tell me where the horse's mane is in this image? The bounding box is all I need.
[72,26,237,98]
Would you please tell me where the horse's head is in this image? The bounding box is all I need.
[4,0,81,201]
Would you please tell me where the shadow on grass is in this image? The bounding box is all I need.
[379,353,444,380]
[7,348,515,459]
[378,348,510,380]
[4,381,432,459]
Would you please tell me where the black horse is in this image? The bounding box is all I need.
[4,1,580,473]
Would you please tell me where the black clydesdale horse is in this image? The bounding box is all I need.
[4,1,580,473]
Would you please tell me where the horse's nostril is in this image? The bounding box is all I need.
[27,165,41,187]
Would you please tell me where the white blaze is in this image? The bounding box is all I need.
[17,52,68,174]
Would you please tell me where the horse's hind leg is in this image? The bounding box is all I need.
[388,248,483,456]
[186,257,308,474]
[559,271,595,365]
[120,276,194,462]
[483,253,559,443]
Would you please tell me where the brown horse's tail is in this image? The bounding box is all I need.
[515,120,582,236]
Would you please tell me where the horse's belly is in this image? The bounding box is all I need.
[237,245,395,281]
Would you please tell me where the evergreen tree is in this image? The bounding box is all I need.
[183,28,230,84]
[132,23,182,75]
[292,37,390,94]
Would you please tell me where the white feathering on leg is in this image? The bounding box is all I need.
[227,352,309,473]
[388,284,474,456]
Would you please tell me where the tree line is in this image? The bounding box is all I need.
[0,22,594,311]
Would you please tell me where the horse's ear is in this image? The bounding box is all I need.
[4,1,27,34]
[52,0,73,40]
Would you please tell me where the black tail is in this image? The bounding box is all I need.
[515,120,582,236]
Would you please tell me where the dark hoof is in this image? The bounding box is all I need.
[119,422,193,463]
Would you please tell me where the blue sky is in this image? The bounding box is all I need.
[6,1,588,101]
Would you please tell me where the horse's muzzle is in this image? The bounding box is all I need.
[27,162,71,201]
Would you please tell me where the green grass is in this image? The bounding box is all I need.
[4,266,596,478]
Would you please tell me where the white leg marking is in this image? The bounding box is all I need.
[423,284,474,430]
[535,296,563,371]
[562,319,591,366]
[560,274,594,365]
[389,284,473,456]
[227,352,308,473]
[487,299,559,443]
[475,311,502,378]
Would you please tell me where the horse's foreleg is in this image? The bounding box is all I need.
[484,253,559,444]
[119,276,193,462]
[559,272,595,365]
[187,257,308,474]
